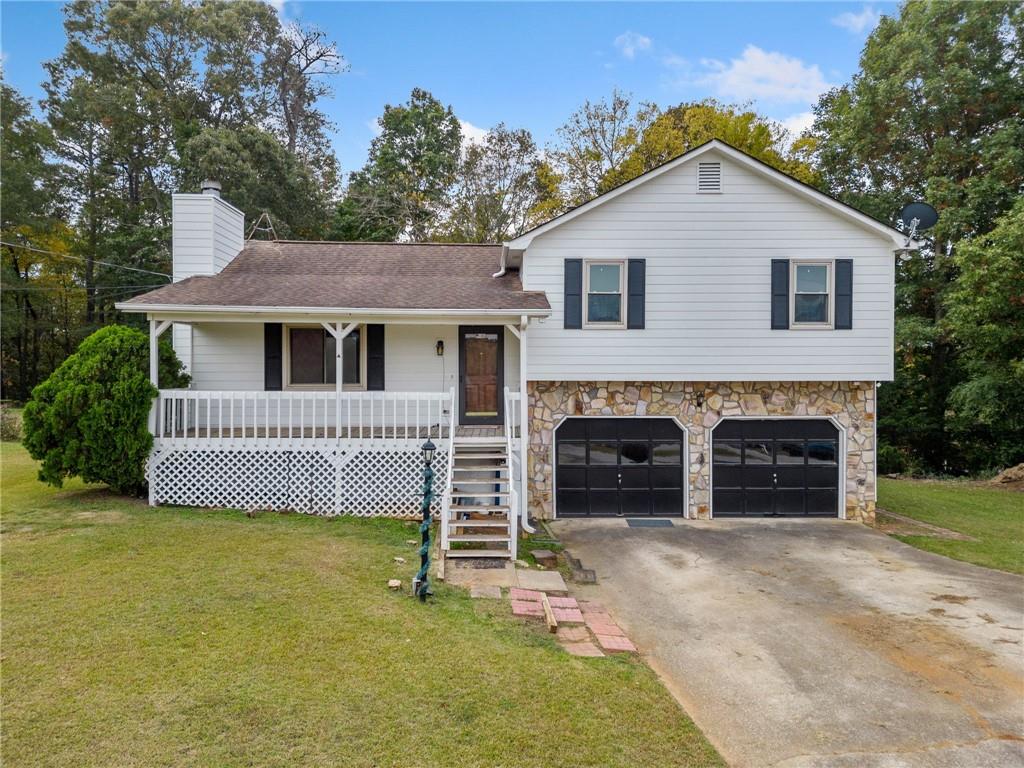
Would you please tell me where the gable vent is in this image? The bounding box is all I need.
[697,162,722,193]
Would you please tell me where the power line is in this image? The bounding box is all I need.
[0,240,172,279]
[1,284,165,292]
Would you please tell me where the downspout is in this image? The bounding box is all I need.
[492,245,509,278]
[519,314,535,534]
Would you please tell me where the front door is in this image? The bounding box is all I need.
[459,326,503,425]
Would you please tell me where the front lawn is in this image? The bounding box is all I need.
[0,442,721,768]
[877,477,1024,574]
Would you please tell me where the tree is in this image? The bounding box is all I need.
[22,325,189,495]
[181,126,332,239]
[547,89,655,206]
[944,200,1024,470]
[601,99,818,190]
[441,124,554,242]
[331,88,462,241]
[810,0,1024,472]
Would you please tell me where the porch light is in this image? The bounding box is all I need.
[436,340,444,356]
[421,438,437,466]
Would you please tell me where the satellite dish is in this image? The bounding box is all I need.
[898,202,938,239]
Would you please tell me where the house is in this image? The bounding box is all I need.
[117,140,915,560]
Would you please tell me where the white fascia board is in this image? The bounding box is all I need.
[506,140,917,251]
[116,302,550,325]
[523,373,888,383]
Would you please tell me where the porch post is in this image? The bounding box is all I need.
[519,315,534,534]
[147,317,172,509]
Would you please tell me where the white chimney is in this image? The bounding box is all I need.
[171,181,245,372]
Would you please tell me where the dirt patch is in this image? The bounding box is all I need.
[874,509,977,541]
[934,593,973,605]
[833,610,1024,742]
[991,464,1024,491]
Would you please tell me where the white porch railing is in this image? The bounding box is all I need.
[153,389,452,447]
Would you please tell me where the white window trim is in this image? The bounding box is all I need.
[583,259,626,329]
[790,260,834,329]
[283,323,367,391]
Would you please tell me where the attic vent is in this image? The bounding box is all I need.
[697,162,722,193]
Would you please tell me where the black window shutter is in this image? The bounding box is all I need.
[366,324,385,390]
[770,259,789,330]
[564,259,583,329]
[627,259,646,329]
[264,323,283,390]
[835,260,853,330]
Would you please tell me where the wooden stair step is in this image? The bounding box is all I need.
[451,491,509,499]
[452,465,509,472]
[449,505,510,513]
[445,550,512,559]
[454,479,510,486]
[447,535,511,543]
[447,519,510,528]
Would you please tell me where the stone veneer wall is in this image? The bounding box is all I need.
[527,381,876,523]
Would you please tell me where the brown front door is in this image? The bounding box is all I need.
[459,326,504,425]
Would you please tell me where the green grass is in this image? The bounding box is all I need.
[0,443,721,768]
[878,477,1024,574]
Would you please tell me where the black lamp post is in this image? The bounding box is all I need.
[414,438,437,601]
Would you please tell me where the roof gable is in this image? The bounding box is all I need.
[506,140,914,250]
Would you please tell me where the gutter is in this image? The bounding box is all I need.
[492,245,509,278]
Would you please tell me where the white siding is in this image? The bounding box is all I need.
[521,149,896,381]
[186,323,519,395]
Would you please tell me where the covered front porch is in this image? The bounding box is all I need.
[144,311,534,557]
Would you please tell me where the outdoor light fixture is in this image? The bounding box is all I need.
[696,392,705,408]
[435,340,444,356]
[421,438,436,466]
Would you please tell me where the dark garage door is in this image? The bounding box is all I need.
[712,419,839,517]
[556,418,686,517]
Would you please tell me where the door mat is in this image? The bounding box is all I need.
[626,519,674,528]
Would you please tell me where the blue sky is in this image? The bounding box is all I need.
[1,1,897,175]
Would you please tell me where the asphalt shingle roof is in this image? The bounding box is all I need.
[122,241,549,312]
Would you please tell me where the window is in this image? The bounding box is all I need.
[585,261,624,326]
[285,325,363,389]
[791,262,832,326]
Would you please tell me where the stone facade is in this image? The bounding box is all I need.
[527,381,876,522]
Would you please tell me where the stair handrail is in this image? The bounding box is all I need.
[440,386,456,552]
[504,387,518,561]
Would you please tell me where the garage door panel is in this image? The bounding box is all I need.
[556,417,686,518]
[653,490,684,515]
[621,489,652,514]
[588,467,618,489]
[807,489,838,514]
[588,490,620,516]
[712,419,840,518]
[557,490,587,516]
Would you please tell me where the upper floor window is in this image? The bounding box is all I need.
[585,261,625,327]
[286,325,363,388]
[791,262,833,327]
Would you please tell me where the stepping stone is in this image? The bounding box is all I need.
[552,607,585,624]
[595,634,637,653]
[586,620,625,637]
[516,568,567,594]
[531,549,558,568]
[562,641,604,657]
[556,626,590,643]
[509,587,544,602]
[470,584,502,600]
[511,600,544,617]
[547,596,579,609]
[579,601,606,614]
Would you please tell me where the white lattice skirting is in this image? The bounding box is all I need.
[149,445,449,517]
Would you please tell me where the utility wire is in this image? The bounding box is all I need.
[0,240,172,279]
[1,284,165,292]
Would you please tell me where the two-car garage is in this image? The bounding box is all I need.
[554,417,841,518]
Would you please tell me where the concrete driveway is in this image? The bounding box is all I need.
[551,519,1024,768]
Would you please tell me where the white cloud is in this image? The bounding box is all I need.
[614,31,652,60]
[459,119,489,146]
[698,45,830,104]
[265,0,286,14]
[832,5,882,34]
[781,111,815,138]
[366,118,382,137]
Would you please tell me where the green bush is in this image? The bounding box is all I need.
[22,325,189,495]
[877,443,906,475]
